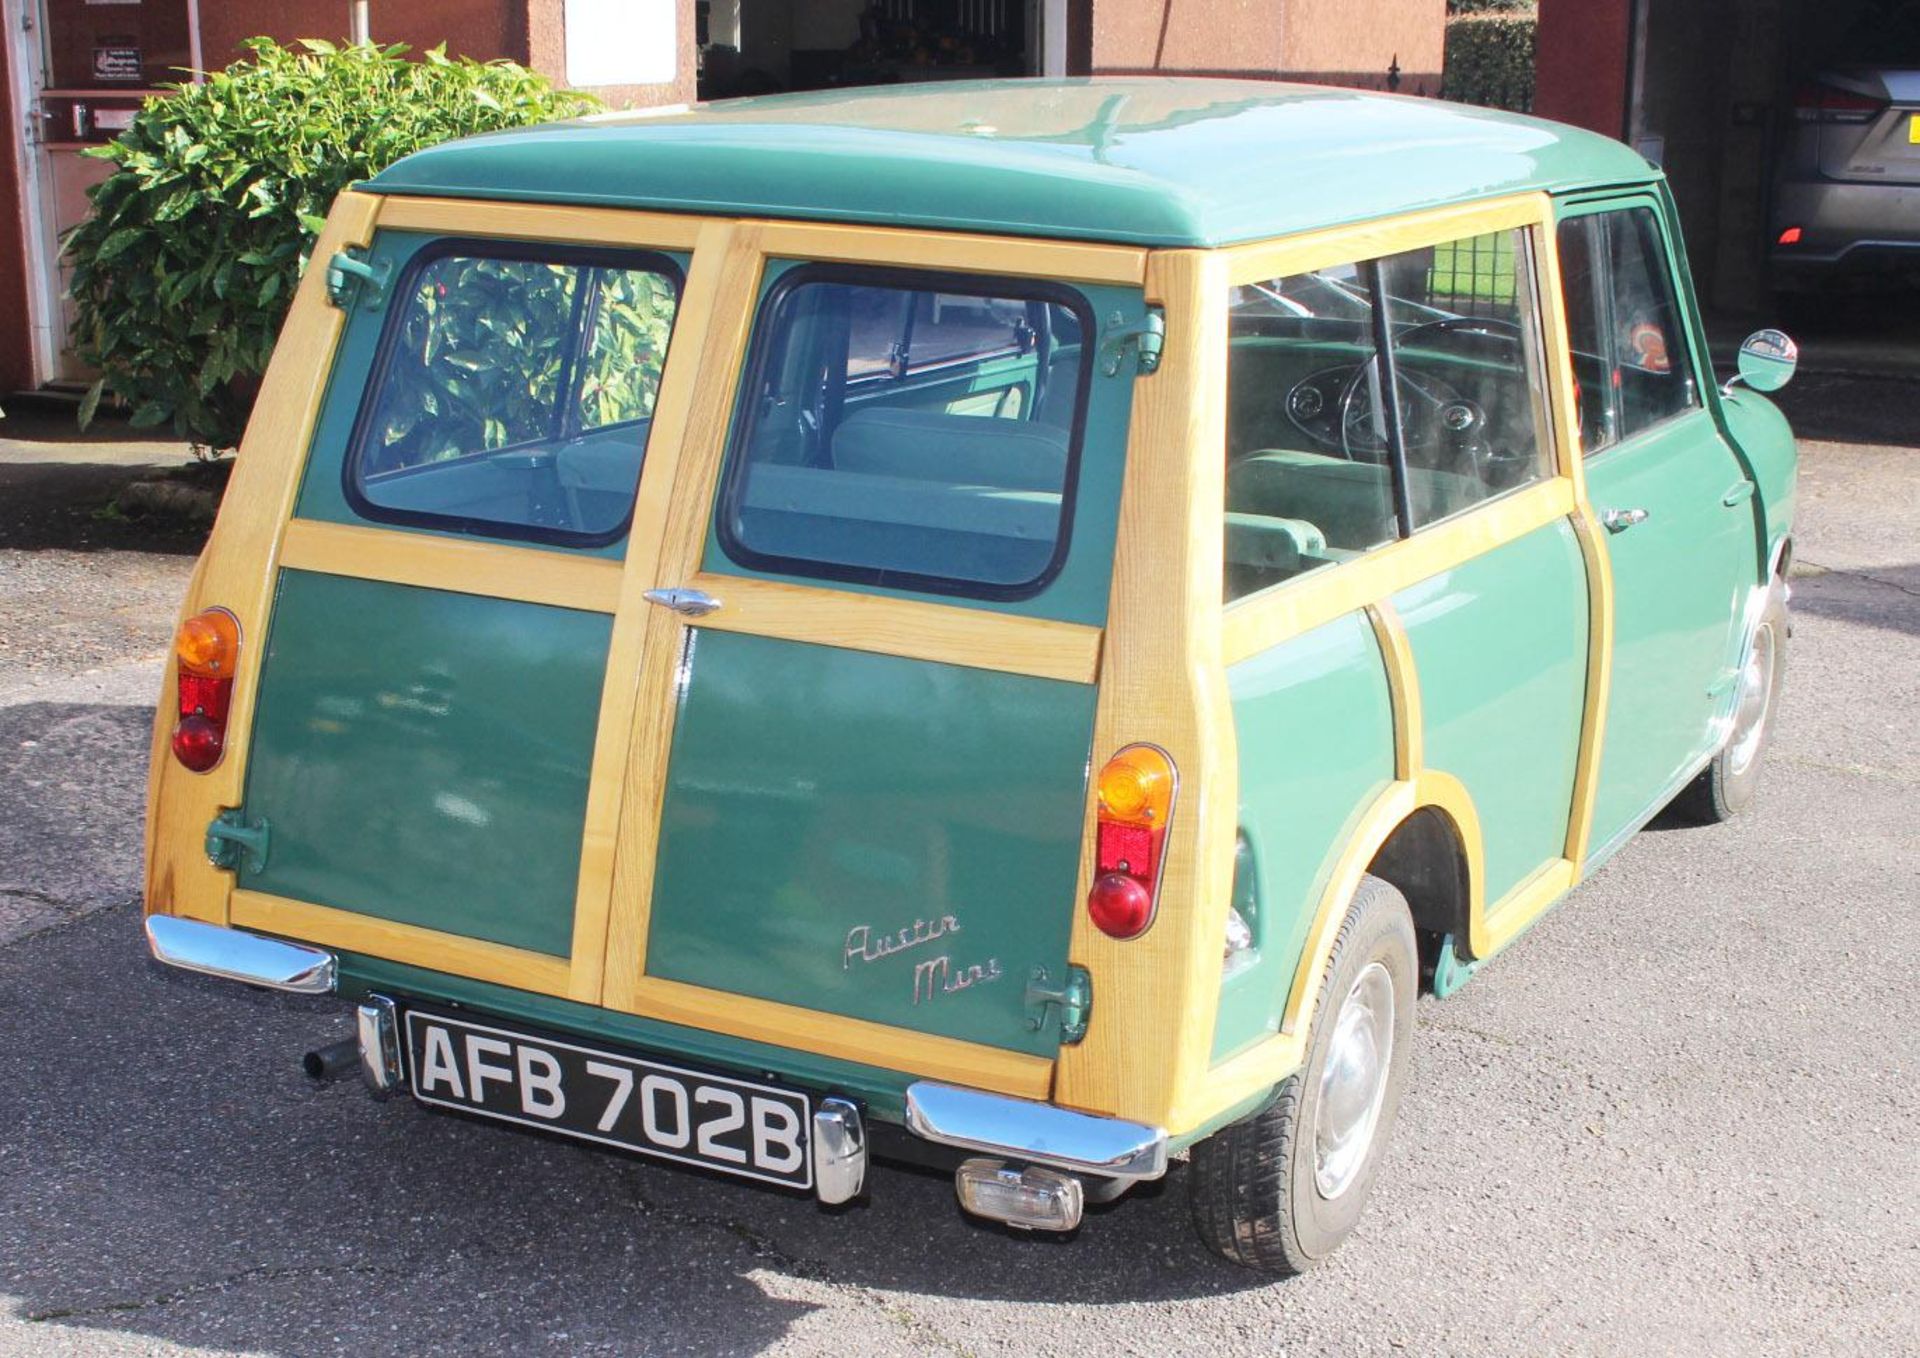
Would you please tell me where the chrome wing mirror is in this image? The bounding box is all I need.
[1722,328,1798,396]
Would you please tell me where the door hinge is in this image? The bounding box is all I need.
[205,809,271,875]
[325,247,391,311]
[1024,964,1092,1043]
[1100,308,1164,377]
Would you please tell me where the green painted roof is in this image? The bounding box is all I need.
[366,78,1659,248]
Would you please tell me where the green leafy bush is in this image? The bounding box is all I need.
[66,39,599,450]
[1443,10,1537,113]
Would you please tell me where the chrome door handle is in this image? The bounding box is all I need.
[1602,507,1649,534]
[643,587,722,617]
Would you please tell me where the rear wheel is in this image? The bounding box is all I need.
[1674,577,1788,824]
[1188,874,1417,1273]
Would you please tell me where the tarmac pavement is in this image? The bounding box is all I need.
[0,390,1913,1356]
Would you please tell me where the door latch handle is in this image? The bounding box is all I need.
[643,587,722,617]
[1602,507,1649,534]
[1722,481,1757,507]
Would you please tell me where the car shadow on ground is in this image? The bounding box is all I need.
[0,906,1270,1357]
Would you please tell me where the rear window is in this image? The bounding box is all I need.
[715,265,1092,600]
[346,241,681,546]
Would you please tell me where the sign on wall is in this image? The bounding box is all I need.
[565,0,677,88]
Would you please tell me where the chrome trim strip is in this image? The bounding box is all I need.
[357,995,404,1097]
[144,915,337,994]
[904,1081,1168,1180]
[811,1096,867,1205]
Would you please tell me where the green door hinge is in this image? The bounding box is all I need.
[325,247,392,311]
[1025,964,1093,1043]
[1430,931,1479,999]
[205,809,271,875]
[1100,308,1164,377]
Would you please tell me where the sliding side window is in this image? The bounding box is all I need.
[1225,227,1552,602]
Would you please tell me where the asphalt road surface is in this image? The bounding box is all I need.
[0,384,1914,1357]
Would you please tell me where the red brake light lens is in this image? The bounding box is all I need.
[1793,82,1888,123]
[1087,745,1177,940]
[171,608,240,772]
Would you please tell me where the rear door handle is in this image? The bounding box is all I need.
[1722,480,1757,507]
[1602,507,1649,534]
[643,587,722,617]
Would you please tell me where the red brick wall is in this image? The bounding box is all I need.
[1533,0,1632,136]
[196,1,522,68]
[0,33,32,392]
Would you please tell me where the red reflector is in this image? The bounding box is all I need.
[1777,226,1803,246]
[1096,820,1156,880]
[171,714,225,772]
[1087,873,1154,940]
[177,673,232,723]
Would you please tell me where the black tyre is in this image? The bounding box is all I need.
[1188,873,1417,1273]
[1673,576,1788,824]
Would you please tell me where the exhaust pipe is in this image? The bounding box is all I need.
[302,1036,360,1081]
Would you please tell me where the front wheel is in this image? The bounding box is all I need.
[1188,874,1417,1273]
[1674,577,1789,824]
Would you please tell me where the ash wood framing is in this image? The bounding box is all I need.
[143,191,382,928]
[375,196,705,250]
[755,219,1147,285]
[279,519,625,614]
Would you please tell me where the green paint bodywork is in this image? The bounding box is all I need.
[646,629,1095,1055]
[363,80,1657,248]
[1581,410,1755,856]
[1213,612,1395,1062]
[241,569,608,956]
[1720,389,1797,573]
[293,228,692,561]
[697,261,1141,626]
[1394,518,1588,906]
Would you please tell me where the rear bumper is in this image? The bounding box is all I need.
[144,914,336,994]
[145,917,1169,1186]
[1771,177,1920,274]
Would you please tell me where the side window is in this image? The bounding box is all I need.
[1225,226,1552,602]
[1554,207,1698,458]
[348,244,681,545]
[716,267,1091,598]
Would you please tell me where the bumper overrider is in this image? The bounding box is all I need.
[144,916,1167,1229]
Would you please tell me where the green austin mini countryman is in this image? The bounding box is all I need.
[143,78,1798,1273]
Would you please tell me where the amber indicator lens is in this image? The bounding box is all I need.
[175,609,241,677]
[1096,746,1174,826]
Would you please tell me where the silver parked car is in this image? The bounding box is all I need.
[1771,68,1920,289]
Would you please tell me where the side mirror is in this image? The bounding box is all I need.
[1723,328,1798,396]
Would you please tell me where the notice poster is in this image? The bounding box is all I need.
[564,0,676,87]
[93,44,143,81]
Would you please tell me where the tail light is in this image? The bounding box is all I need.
[1776,226,1804,246]
[1792,82,1887,123]
[171,608,240,772]
[1087,744,1176,939]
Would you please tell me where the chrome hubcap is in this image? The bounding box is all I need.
[1727,622,1776,778]
[1313,961,1395,1200]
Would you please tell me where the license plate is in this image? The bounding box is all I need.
[403,1010,813,1190]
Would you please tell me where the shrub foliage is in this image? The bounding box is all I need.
[65,39,598,449]
[1442,9,1538,113]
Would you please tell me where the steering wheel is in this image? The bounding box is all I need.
[1336,316,1528,480]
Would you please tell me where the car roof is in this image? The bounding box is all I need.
[366,77,1660,248]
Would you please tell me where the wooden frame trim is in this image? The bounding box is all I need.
[1365,601,1421,780]
[1221,479,1575,665]
[375,195,707,251]
[681,572,1102,683]
[279,519,625,613]
[1223,192,1551,290]
[755,219,1147,285]
[143,191,383,929]
[231,890,573,997]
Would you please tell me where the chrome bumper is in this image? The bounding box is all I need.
[144,915,337,994]
[904,1082,1168,1180]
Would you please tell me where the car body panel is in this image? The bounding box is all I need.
[364,79,1657,249]
[240,569,608,956]
[1213,612,1395,1063]
[644,628,1096,1055]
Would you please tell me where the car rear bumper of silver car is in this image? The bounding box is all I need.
[145,913,337,993]
[903,1081,1168,1180]
[1771,178,1920,270]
